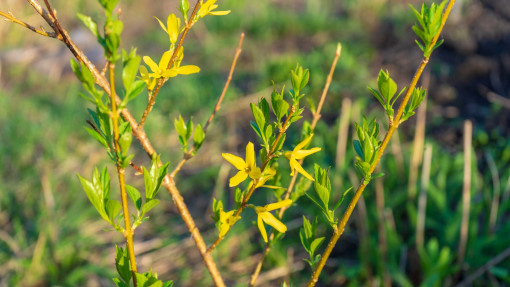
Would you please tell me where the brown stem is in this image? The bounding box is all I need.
[306,2,456,285]
[109,65,138,286]
[0,11,57,38]
[138,0,202,129]
[20,1,226,285]
[171,33,245,178]
[248,44,342,286]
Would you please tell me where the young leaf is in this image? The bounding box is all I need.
[126,185,142,211]
[76,13,100,39]
[142,199,160,215]
[106,199,122,224]
[250,103,266,134]
[115,245,132,283]
[193,123,205,151]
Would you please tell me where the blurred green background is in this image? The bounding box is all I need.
[1,0,509,286]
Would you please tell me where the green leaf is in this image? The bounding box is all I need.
[259,98,271,124]
[126,185,142,211]
[302,216,313,239]
[106,199,122,224]
[368,87,385,107]
[119,130,132,156]
[78,170,110,223]
[313,165,331,209]
[353,140,363,160]
[115,245,132,283]
[185,117,193,141]
[310,237,325,255]
[299,226,310,253]
[250,121,263,139]
[142,199,160,215]
[193,124,205,151]
[174,115,187,141]
[76,13,99,39]
[122,51,141,92]
[125,80,146,102]
[85,126,108,148]
[251,103,266,134]
[332,187,352,211]
[154,162,170,198]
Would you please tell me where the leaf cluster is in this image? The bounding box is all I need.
[114,246,173,287]
[299,216,325,269]
[305,165,352,228]
[410,0,447,57]
[174,115,205,154]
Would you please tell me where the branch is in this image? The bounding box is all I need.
[19,1,226,285]
[171,32,245,178]
[0,10,57,38]
[248,43,342,286]
[307,1,456,286]
[138,0,202,128]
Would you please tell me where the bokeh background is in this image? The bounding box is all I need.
[1,0,510,286]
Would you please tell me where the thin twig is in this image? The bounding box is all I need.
[457,120,472,271]
[109,63,138,286]
[171,33,245,178]
[306,2,456,285]
[19,1,226,285]
[138,0,202,128]
[0,11,57,38]
[248,44,342,286]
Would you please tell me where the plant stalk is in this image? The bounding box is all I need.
[109,65,138,286]
[249,44,342,286]
[306,2,455,285]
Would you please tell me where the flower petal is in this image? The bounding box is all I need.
[249,167,262,180]
[154,16,168,33]
[289,158,298,176]
[159,50,173,71]
[257,215,268,243]
[139,65,149,78]
[176,65,200,75]
[245,142,256,168]
[219,221,230,238]
[293,147,321,159]
[292,159,315,181]
[222,153,246,170]
[167,14,180,44]
[209,10,231,16]
[143,56,159,73]
[264,199,292,211]
[229,170,248,187]
[260,212,287,233]
[295,134,314,151]
[161,68,179,78]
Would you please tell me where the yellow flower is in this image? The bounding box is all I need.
[139,66,157,91]
[155,14,181,45]
[143,50,200,80]
[284,134,321,181]
[197,0,231,19]
[222,142,262,187]
[218,208,240,238]
[255,199,293,242]
[248,167,277,189]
